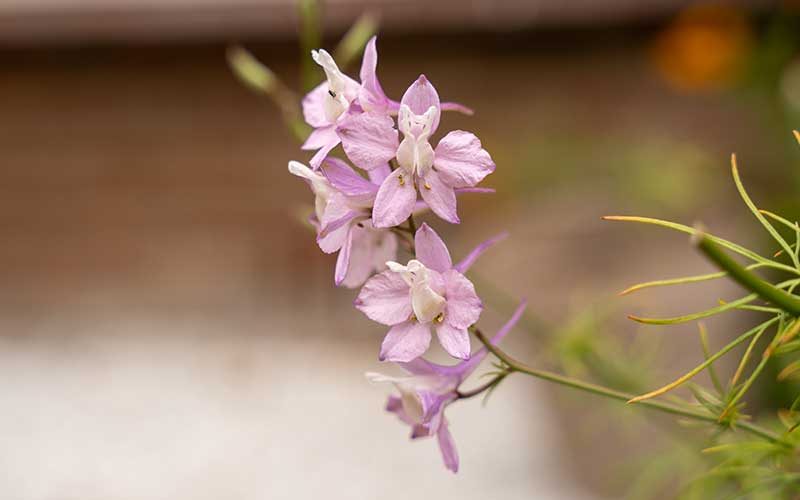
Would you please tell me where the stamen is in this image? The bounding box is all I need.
[424,182,432,190]
[409,314,417,322]
[434,313,444,323]
[398,174,405,186]
[328,89,336,98]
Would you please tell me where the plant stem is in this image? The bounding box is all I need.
[456,373,507,400]
[472,329,788,446]
[695,233,800,316]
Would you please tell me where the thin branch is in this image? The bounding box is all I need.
[472,328,788,446]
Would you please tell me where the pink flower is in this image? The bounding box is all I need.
[338,75,495,228]
[301,37,392,169]
[367,300,527,472]
[289,159,397,287]
[355,223,505,361]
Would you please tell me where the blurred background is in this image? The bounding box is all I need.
[2,0,800,498]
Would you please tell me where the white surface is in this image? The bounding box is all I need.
[0,311,593,500]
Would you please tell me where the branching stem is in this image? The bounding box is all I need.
[472,328,788,446]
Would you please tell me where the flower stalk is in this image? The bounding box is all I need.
[472,328,788,446]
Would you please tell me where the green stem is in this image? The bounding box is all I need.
[695,233,800,316]
[456,373,507,400]
[298,0,322,92]
[472,329,788,446]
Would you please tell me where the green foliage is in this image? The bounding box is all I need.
[609,141,800,497]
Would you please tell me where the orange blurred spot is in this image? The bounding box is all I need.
[652,4,753,92]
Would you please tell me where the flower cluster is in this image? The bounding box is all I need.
[289,37,523,472]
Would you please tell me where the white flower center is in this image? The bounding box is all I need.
[311,49,351,122]
[396,104,437,178]
[386,259,446,323]
[288,160,331,220]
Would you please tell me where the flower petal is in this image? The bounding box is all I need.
[334,226,354,287]
[443,269,481,329]
[321,157,378,203]
[437,419,459,473]
[414,223,452,272]
[372,169,417,228]
[337,112,398,171]
[440,101,474,115]
[301,124,336,150]
[339,223,382,288]
[435,322,470,360]
[379,321,432,362]
[358,36,389,113]
[308,133,341,170]
[400,75,441,133]
[367,163,391,185]
[419,172,459,224]
[355,270,412,325]
[433,131,495,188]
[301,83,330,128]
[453,232,508,273]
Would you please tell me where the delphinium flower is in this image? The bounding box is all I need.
[301,37,394,168]
[288,158,397,287]
[367,300,526,472]
[338,75,495,227]
[303,36,474,171]
[355,223,505,362]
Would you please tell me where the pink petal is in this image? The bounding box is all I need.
[442,269,482,329]
[367,163,391,185]
[334,226,354,287]
[372,169,417,228]
[301,83,330,128]
[301,124,336,150]
[419,172,459,224]
[337,112,398,171]
[414,223,452,272]
[339,223,380,288]
[370,227,399,270]
[433,131,495,188]
[440,101,474,115]
[437,419,459,473]
[400,75,441,133]
[358,37,389,112]
[308,132,341,170]
[317,194,360,253]
[379,321,432,362]
[435,322,470,360]
[355,270,412,326]
[317,214,355,254]
[321,157,378,202]
[453,232,508,274]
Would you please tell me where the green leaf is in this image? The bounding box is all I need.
[603,215,799,275]
[730,155,798,268]
[627,318,778,403]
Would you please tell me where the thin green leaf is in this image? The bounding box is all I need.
[627,318,779,403]
[699,322,724,396]
[731,155,798,268]
[730,320,773,388]
[603,215,799,275]
[620,265,764,296]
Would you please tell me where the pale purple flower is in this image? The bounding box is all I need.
[301,37,393,169]
[338,75,495,228]
[367,300,527,473]
[355,223,505,362]
[288,159,397,287]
